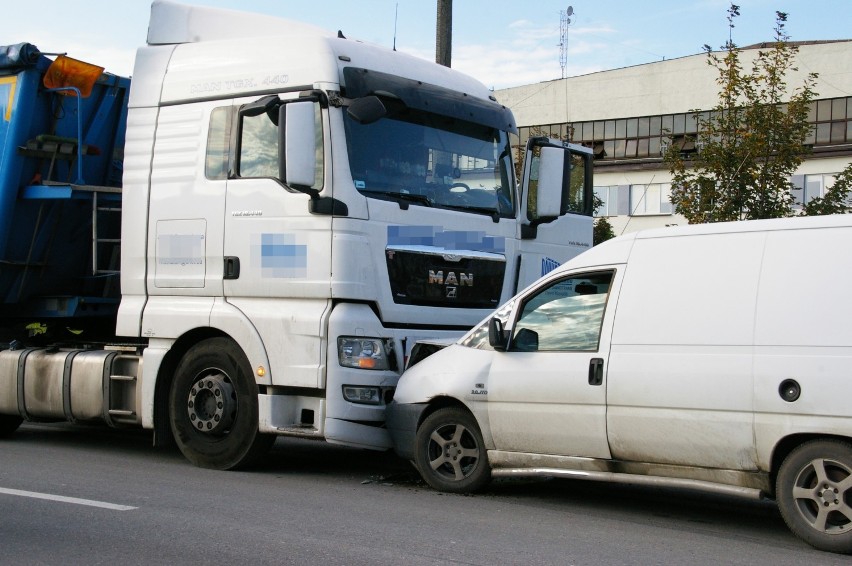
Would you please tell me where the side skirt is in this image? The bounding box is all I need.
[488,450,770,500]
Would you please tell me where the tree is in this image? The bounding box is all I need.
[802,164,852,216]
[593,194,616,245]
[664,5,827,223]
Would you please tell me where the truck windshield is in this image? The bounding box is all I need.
[343,107,515,218]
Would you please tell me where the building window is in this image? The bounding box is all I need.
[529,96,850,164]
[593,185,618,217]
[806,96,851,146]
[791,173,842,208]
[629,183,672,215]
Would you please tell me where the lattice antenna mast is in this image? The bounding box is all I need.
[559,6,573,79]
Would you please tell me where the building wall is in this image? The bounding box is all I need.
[496,41,852,235]
[499,41,852,126]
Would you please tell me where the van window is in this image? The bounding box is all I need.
[511,271,613,352]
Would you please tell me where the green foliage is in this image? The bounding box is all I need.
[664,5,820,223]
[592,193,616,245]
[593,217,616,245]
[801,163,852,216]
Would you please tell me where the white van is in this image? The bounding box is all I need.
[386,214,852,554]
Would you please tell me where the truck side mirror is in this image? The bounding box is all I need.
[535,146,567,218]
[347,95,387,125]
[488,317,509,351]
[279,101,317,190]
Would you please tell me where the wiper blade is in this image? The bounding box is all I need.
[439,204,502,223]
[361,189,431,208]
[393,192,432,206]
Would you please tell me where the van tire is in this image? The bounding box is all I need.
[414,407,490,493]
[169,337,274,470]
[0,415,22,437]
[776,439,852,554]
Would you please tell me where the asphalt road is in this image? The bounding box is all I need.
[0,422,848,565]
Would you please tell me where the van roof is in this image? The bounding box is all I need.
[557,214,852,273]
[634,214,852,240]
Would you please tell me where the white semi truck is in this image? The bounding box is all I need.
[0,1,595,469]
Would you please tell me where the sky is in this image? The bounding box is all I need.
[1,0,849,90]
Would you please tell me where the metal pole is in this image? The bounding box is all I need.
[436,0,452,67]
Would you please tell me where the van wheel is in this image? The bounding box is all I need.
[169,337,274,470]
[414,407,490,493]
[0,415,22,437]
[776,440,852,554]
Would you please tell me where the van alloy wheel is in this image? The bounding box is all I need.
[414,407,490,493]
[777,440,852,554]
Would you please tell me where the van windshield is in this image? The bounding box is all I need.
[343,107,516,218]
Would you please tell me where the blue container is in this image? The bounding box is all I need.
[0,44,129,323]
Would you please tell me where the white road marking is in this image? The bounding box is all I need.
[0,487,137,511]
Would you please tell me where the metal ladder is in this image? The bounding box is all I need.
[91,190,121,300]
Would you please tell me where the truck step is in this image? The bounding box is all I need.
[276,425,322,439]
[109,374,136,382]
[107,409,136,417]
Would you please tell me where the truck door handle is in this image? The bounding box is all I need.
[224,256,240,280]
[588,358,604,386]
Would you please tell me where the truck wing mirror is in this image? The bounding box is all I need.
[488,317,509,351]
[347,95,387,125]
[241,94,281,124]
[279,101,318,190]
[535,146,567,218]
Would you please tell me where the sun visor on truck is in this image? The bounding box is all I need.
[342,67,517,134]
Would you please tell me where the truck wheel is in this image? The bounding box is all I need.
[776,439,852,554]
[0,415,22,437]
[169,337,274,470]
[414,407,490,493]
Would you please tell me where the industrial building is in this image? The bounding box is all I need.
[496,40,852,235]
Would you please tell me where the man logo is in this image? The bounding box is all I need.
[428,270,472,300]
[428,270,473,286]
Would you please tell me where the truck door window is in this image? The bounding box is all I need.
[525,147,592,220]
[235,102,324,190]
[239,110,279,178]
[566,152,589,213]
[205,106,232,180]
[511,271,613,352]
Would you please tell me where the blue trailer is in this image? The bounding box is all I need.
[0,43,129,341]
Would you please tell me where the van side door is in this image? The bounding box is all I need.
[486,269,620,458]
[606,232,763,471]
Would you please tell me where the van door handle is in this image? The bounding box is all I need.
[588,358,604,386]
[224,256,240,280]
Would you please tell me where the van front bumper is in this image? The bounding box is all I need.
[385,401,428,460]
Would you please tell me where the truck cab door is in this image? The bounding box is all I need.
[222,95,331,300]
[516,138,594,290]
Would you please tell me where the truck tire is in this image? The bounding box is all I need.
[0,415,22,437]
[776,439,852,554]
[169,337,274,470]
[414,407,490,493]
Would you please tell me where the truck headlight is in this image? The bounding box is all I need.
[337,337,393,370]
